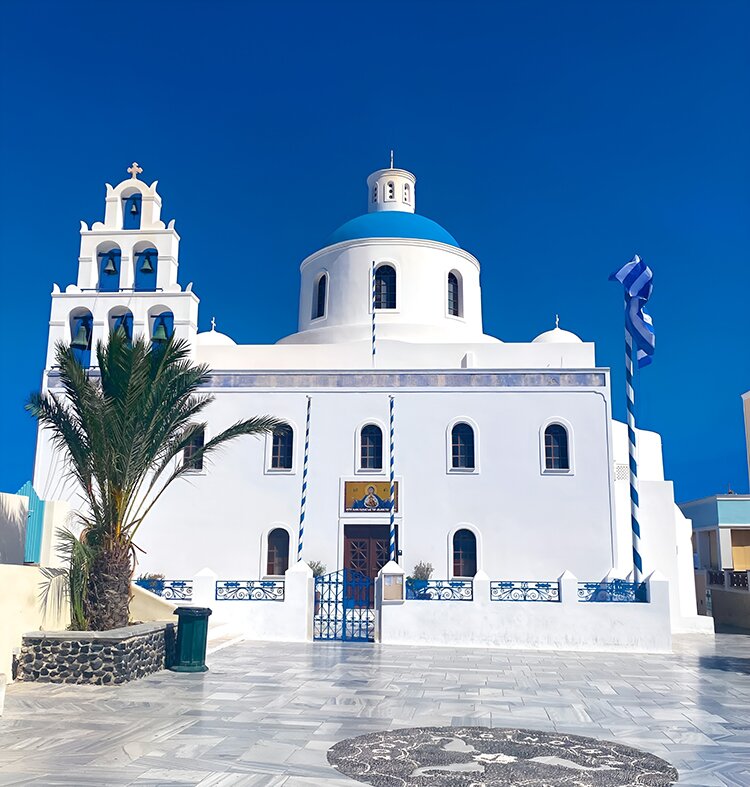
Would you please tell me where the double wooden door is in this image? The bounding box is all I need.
[344,525,396,582]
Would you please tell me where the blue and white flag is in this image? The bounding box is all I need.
[610,254,655,367]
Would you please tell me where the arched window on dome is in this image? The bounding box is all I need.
[134,247,158,291]
[448,271,461,317]
[266,528,290,576]
[544,424,570,470]
[360,424,383,470]
[122,193,142,230]
[403,182,411,204]
[453,529,477,578]
[372,184,378,203]
[374,265,396,310]
[451,423,475,470]
[97,247,121,292]
[70,309,93,368]
[312,273,327,320]
[386,181,395,201]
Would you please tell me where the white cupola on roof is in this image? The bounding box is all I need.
[532,316,583,344]
[366,151,416,213]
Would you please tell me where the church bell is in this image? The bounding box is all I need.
[71,323,90,350]
[130,201,138,214]
[103,256,117,275]
[152,322,168,343]
[140,254,154,273]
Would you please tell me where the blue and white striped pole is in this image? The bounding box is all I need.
[371,261,377,367]
[297,395,311,561]
[625,315,643,583]
[389,395,396,562]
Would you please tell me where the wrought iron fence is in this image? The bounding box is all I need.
[405,579,473,601]
[134,578,193,601]
[577,580,647,603]
[490,580,560,602]
[707,570,725,587]
[215,580,285,601]
[728,571,749,591]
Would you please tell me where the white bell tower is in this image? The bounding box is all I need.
[43,163,199,372]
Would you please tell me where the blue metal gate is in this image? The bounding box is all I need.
[314,569,375,642]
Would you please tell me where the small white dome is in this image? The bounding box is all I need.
[196,328,236,346]
[532,327,583,344]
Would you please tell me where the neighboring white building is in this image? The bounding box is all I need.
[31,161,710,648]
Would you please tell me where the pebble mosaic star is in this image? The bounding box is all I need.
[31,158,708,650]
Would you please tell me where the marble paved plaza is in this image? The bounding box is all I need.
[1,633,749,786]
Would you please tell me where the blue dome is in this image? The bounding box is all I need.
[324,211,459,248]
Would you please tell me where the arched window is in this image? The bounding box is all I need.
[267,528,290,576]
[453,529,477,577]
[544,424,570,470]
[271,424,294,470]
[451,423,475,470]
[386,181,395,200]
[374,265,396,309]
[312,273,327,320]
[151,311,174,347]
[184,427,204,471]
[110,310,134,342]
[122,193,142,230]
[134,247,158,291]
[372,184,378,203]
[448,271,461,317]
[360,424,383,470]
[403,182,411,204]
[98,248,121,292]
[70,311,93,368]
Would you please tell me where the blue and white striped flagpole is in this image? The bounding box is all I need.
[371,261,377,367]
[625,309,643,583]
[297,395,311,561]
[388,395,396,562]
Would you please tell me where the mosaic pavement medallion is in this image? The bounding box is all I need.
[328,726,678,786]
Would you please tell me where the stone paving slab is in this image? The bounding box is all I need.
[0,633,749,785]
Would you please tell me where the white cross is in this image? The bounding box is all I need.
[127,162,143,179]
[555,314,560,328]
[390,149,394,168]
[210,317,216,331]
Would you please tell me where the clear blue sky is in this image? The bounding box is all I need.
[0,1,747,500]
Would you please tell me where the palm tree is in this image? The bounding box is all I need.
[28,331,279,631]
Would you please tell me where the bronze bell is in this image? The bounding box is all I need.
[71,323,89,350]
[152,322,168,343]
[103,256,117,274]
[140,254,154,273]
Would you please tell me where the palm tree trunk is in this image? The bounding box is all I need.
[85,542,133,630]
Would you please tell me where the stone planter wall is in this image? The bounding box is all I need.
[19,622,176,685]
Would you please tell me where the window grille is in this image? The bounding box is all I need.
[451,423,475,469]
[374,265,396,309]
[360,424,383,470]
[387,181,395,200]
[448,272,460,316]
[453,529,477,577]
[184,428,205,471]
[271,424,294,469]
[267,528,290,575]
[545,424,569,470]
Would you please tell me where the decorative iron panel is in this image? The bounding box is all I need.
[134,578,193,600]
[728,571,749,591]
[490,580,560,602]
[577,580,647,603]
[707,570,725,587]
[215,580,285,601]
[314,569,374,642]
[405,579,473,601]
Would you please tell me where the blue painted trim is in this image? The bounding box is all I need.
[122,194,142,230]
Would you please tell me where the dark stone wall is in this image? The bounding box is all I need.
[19,622,176,685]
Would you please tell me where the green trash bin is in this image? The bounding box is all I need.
[170,606,212,673]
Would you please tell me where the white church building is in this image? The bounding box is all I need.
[31,161,710,651]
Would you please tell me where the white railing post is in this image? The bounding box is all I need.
[284,560,314,641]
[192,568,218,608]
[558,570,579,606]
